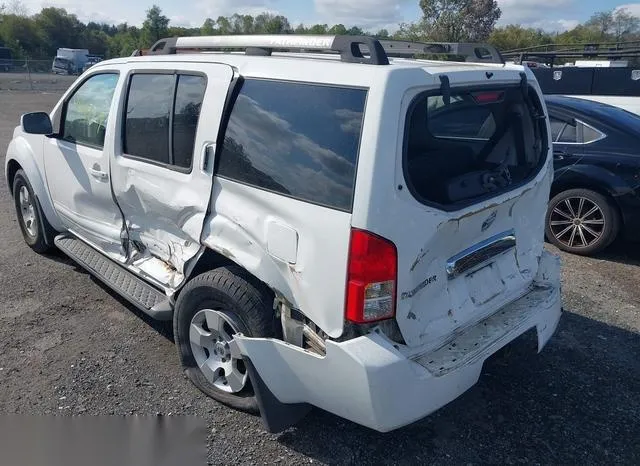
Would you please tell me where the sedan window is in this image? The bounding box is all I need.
[550,116,605,144]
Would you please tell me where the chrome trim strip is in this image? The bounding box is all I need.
[446,229,516,279]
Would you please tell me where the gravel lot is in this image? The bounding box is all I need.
[1,84,639,465]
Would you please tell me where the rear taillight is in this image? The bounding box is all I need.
[345,229,397,324]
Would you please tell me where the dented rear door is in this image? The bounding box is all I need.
[109,62,234,288]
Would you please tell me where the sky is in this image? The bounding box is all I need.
[15,0,640,32]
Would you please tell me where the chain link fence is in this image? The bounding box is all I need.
[0,59,78,92]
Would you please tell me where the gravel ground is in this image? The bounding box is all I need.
[0,72,77,92]
[1,88,639,465]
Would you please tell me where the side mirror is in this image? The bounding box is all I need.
[21,112,53,135]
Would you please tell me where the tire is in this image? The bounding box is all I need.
[545,188,620,255]
[174,266,277,413]
[12,169,56,253]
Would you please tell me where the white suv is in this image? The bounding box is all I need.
[5,35,562,432]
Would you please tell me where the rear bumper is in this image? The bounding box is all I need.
[234,251,562,432]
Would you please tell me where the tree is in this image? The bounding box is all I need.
[142,4,169,45]
[586,11,613,40]
[375,29,391,39]
[328,24,347,35]
[254,13,291,34]
[200,18,216,35]
[612,8,640,41]
[489,25,553,51]
[308,24,328,34]
[418,0,501,41]
[35,7,84,55]
[346,26,364,36]
[215,16,232,34]
[6,0,27,16]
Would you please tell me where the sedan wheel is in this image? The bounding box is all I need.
[546,188,619,255]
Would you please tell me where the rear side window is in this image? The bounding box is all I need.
[549,117,605,144]
[124,73,206,169]
[405,86,547,209]
[217,79,367,212]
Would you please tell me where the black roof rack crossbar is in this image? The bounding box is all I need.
[146,35,502,65]
[379,40,504,64]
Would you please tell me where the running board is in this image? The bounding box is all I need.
[54,234,173,321]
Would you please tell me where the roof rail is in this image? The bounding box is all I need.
[146,35,504,65]
[147,35,389,65]
[379,40,504,64]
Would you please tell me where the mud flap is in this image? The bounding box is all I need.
[243,357,312,433]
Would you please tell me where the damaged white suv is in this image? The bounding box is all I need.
[5,35,562,432]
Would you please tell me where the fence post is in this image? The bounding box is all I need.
[27,58,34,91]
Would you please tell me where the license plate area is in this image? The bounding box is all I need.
[466,263,504,305]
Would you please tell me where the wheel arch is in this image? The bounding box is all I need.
[5,140,64,232]
[181,247,276,307]
[551,166,625,227]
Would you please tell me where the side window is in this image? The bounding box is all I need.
[123,73,206,168]
[581,123,605,143]
[124,74,174,164]
[63,73,119,148]
[557,121,578,143]
[217,79,367,212]
[173,75,207,168]
[549,118,566,142]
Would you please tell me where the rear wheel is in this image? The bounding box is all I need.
[174,266,277,413]
[12,170,55,253]
[546,188,620,255]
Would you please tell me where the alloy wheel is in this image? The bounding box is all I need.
[189,309,247,393]
[19,185,38,238]
[549,196,605,249]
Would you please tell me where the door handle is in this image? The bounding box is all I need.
[201,143,215,173]
[90,167,108,181]
[553,151,567,161]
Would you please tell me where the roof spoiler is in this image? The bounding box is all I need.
[146,35,505,65]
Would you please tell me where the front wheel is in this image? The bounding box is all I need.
[173,266,277,413]
[12,169,55,253]
[545,188,620,255]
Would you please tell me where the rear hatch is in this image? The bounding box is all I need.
[393,68,551,348]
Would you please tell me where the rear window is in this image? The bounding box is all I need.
[217,79,367,212]
[405,86,547,209]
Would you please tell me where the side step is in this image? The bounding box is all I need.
[54,234,173,321]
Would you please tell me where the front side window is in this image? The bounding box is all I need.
[217,79,367,212]
[123,73,207,169]
[405,86,547,208]
[62,73,119,148]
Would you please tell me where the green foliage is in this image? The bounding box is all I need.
[1,2,640,62]
[417,0,502,41]
[142,5,169,45]
[489,25,554,52]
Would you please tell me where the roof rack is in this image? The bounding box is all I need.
[146,35,504,65]
[502,41,640,66]
[379,40,503,63]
